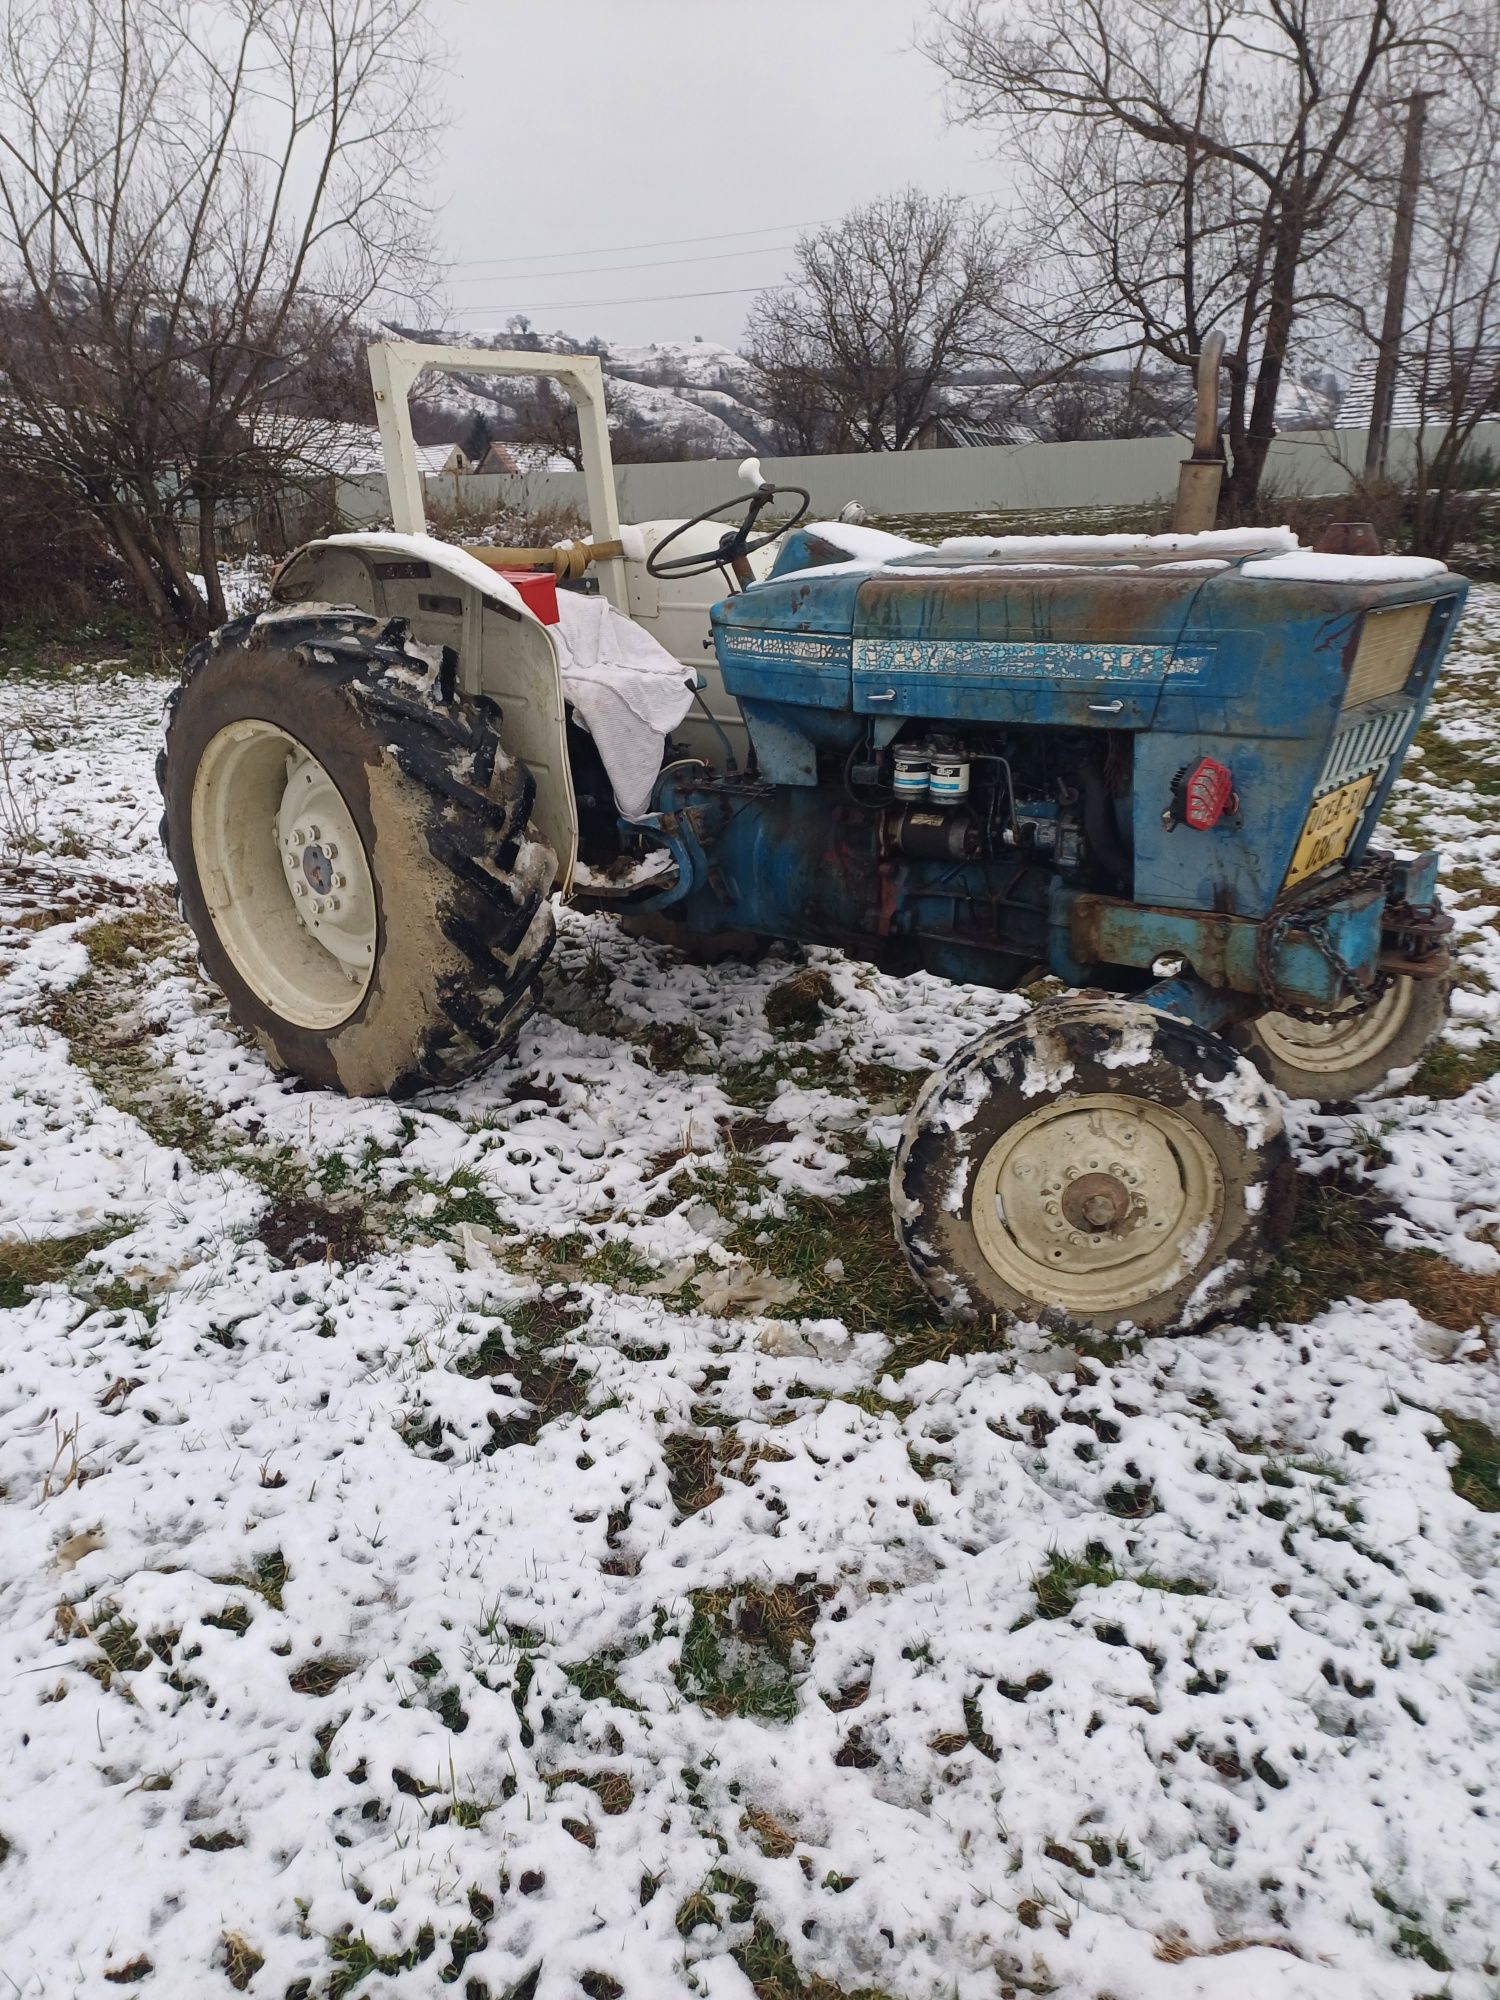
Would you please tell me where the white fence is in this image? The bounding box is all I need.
[333,419,1500,532]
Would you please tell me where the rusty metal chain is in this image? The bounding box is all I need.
[1253,851,1395,1024]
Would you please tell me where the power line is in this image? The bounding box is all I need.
[438,186,1009,276]
[442,218,825,272]
[443,242,801,288]
[443,280,784,317]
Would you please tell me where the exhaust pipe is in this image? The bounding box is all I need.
[1173,332,1226,533]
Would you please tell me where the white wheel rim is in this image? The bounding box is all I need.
[970,1092,1223,1315]
[190,720,377,1029]
[1254,979,1414,1076]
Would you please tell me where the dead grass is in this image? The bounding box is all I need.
[1155,1936,1305,1964]
[546,1767,635,1816]
[0,1227,126,1308]
[219,1932,265,1992]
[289,1656,360,1696]
[1251,1172,1500,1332]
[81,899,181,969]
[763,968,834,1032]
[674,1582,824,1723]
[741,1805,798,1859]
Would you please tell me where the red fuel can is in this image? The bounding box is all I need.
[495,568,559,624]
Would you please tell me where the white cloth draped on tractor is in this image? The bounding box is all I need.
[550,592,696,817]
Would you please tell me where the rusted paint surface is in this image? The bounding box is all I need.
[1070,888,1388,1010]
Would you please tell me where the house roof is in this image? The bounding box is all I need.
[1337,347,1500,429]
[916,412,1038,448]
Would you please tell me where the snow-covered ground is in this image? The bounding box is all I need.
[2,593,1500,1999]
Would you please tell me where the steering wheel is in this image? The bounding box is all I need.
[646,471,811,581]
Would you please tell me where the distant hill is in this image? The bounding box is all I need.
[360,325,1345,461]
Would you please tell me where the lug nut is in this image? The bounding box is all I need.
[333,872,346,889]
[294,881,307,897]
[308,825,320,840]
[328,897,341,912]
[325,843,338,859]
[293,827,305,844]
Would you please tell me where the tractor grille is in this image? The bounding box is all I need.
[1316,700,1414,793]
[1346,602,1431,704]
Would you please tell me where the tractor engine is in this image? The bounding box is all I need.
[641,716,1119,992]
[620,519,1466,1012]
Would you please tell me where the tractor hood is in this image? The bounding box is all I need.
[712,526,1459,736]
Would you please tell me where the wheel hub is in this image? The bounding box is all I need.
[274,748,377,982]
[1061,1170,1134,1234]
[300,841,334,895]
[190,721,377,1030]
[970,1093,1225,1313]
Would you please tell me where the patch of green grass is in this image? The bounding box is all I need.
[0,1226,127,1308]
[674,1583,821,1723]
[89,1611,150,1680]
[675,1872,896,1998]
[720,1046,847,1109]
[1409,1034,1500,1099]
[81,908,181,969]
[588,1239,659,1286]
[450,1294,592,1450]
[1031,1548,1126,1621]
[202,1602,253,1636]
[43,967,219,1163]
[563,1646,644,1709]
[1440,1411,1500,1510]
[1373,1887,1454,1973]
[868,500,1172,544]
[325,1922,436,1997]
[691,1148,936,1338]
[1029,1546,1206,1622]
[422,1171,505,1235]
[0,610,173,681]
[218,1550,289,1612]
[1406,724,1500,798]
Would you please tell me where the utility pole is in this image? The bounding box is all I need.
[1363,90,1433,482]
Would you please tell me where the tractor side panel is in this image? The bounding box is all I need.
[712,568,867,784]
[272,536,579,890]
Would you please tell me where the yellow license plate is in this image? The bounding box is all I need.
[1286,774,1376,888]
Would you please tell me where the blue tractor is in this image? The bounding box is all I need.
[160,341,1464,1338]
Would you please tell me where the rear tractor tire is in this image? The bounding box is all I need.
[1232,974,1449,1107]
[159,606,557,1097]
[893,998,1298,1338]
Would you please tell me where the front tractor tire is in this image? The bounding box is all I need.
[1232,975,1449,1107]
[894,999,1298,1338]
[159,606,557,1097]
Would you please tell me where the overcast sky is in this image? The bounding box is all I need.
[424,0,1006,351]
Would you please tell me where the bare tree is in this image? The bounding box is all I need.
[1034,364,1196,440]
[930,0,1464,515]
[747,188,1026,453]
[1331,31,1500,554]
[0,0,437,634]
